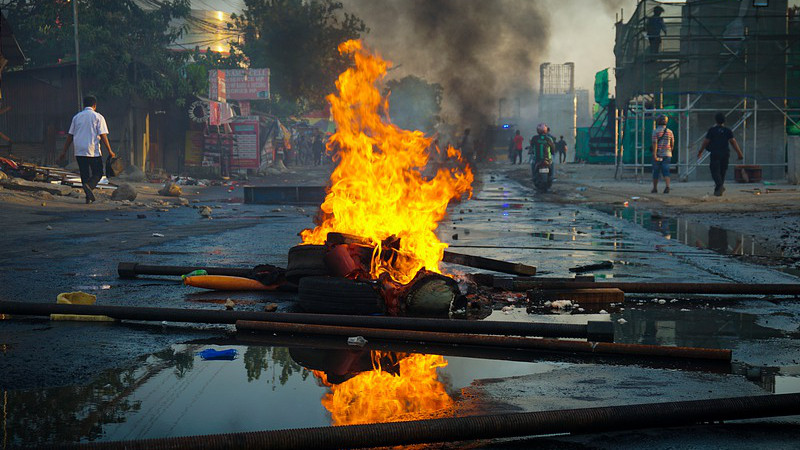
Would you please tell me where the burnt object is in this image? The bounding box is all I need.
[569,261,614,273]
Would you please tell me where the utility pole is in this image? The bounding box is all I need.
[72,0,82,110]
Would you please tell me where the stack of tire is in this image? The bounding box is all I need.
[287,244,383,315]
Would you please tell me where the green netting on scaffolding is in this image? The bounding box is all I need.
[621,107,680,165]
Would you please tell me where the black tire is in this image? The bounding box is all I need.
[286,244,329,282]
[298,276,384,315]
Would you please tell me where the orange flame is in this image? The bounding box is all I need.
[300,40,473,284]
[314,352,453,426]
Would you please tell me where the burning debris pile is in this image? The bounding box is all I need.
[294,40,474,316]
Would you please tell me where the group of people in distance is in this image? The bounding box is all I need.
[508,126,567,166]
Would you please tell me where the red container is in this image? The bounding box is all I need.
[734,165,762,183]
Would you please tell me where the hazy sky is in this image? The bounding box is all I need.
[200,0,637,90]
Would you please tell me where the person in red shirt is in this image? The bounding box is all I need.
[512,130,524,165]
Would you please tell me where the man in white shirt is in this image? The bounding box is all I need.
[59,96,116,203]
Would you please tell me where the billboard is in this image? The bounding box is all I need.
[209,68,270,101]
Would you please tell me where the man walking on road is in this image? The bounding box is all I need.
[59,95,115,204]
[556,136,568,164]
[697,112,744,197]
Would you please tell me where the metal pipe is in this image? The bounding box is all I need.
[232,333,731,374]
[0,301,608,340]
[117,262,254,278]
[236,320,731,361]
[519,280,800,295]
[71,393,800,449]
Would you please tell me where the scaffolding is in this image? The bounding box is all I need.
[613,0,800,181]
[539,62,578,144]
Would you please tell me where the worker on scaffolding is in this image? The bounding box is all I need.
[646,5,667,53]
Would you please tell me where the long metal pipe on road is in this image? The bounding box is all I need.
[71,393,800,449]
[117,262,253,278]
[0,301,610,340]
[236,320,731,361]
[521,280,800,295]
[118,262,800,295]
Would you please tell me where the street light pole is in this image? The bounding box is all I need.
[72,0,82,110]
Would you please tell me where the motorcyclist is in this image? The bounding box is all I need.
[529,123,554,164]
[529,123,556,187]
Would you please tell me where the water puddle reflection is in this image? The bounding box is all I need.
[2,342,558,447]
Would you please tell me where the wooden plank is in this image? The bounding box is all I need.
[442,251,536,276]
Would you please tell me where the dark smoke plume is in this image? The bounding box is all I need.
[341,0,552,129]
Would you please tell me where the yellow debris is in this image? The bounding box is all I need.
[50,291,115,322]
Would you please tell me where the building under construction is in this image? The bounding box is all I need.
[539,63,577,147]
[612,0,800,181]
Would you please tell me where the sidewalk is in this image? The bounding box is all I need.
[551,163,800,215]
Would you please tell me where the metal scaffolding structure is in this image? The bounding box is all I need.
[613,0,800,181]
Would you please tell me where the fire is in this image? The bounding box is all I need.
[300,40,473,284]
[314,352,453,426]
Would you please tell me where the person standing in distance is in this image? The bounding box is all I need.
[59,95,115,204]
[651,114,673,194]
[512,130,524,164]
[697,112,744,196]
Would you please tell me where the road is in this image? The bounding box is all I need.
[1,164,799,448]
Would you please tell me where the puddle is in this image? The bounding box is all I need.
[596,205,783,259]
[2,343,562,446]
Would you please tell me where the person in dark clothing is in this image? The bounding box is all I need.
[646,6,667,53]
[555,136,568,163]
[312,132,325,166]
[697,112,744,197]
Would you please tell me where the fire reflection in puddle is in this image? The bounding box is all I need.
[311,351,453,426]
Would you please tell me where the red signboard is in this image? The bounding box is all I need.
[208,70,226,102]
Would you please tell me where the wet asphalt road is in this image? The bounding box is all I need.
[1,167,799,448]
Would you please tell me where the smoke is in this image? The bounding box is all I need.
[341,0,551,130]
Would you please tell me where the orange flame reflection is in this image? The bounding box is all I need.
[313,352,453,426]
[300,40,473,284]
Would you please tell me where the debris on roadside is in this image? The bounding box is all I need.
[569,261,614,273]
[198,348,238,361]
[158,181,182,197]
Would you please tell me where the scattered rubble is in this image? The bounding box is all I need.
[110,183,137,201]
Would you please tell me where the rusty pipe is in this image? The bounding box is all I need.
[0,301,609,340]
[519,280,800,295]
[117,262,253,279]
[236,320,731,361]
[71,393,800,449]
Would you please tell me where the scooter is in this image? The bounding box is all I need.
[532,158,553,193]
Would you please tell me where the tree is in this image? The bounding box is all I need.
[231,0,366,116]
[384,76,443,134]
[3,0,198,103]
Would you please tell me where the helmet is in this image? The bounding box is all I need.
[536,123,549,134]
[656,114,668,125]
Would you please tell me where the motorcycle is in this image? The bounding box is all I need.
[532,158,553,193]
